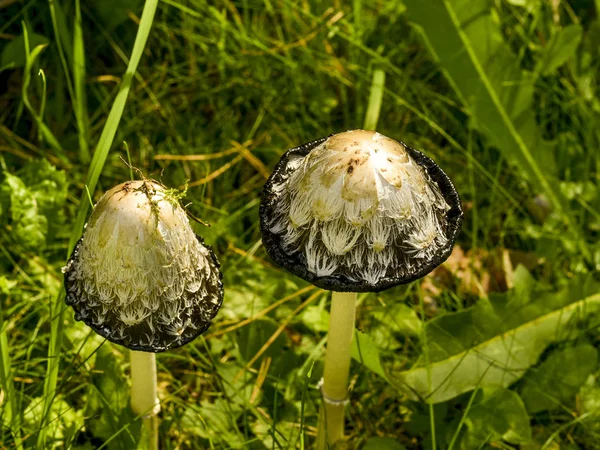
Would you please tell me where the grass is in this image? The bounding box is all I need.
[0,0,599,449]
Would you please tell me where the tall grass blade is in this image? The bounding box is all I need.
[21,23,66,161]
[0,311,23,449]
[37,1,159,447]
[47,0,90,162]
[363,69,385,131]
[73,0,90,163]
[418,284,436,450]
[447,365,493,450]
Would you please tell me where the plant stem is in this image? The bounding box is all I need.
[316,291,357,449]
[130,351,160,450]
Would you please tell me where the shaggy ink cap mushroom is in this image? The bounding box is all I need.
[260,130,463,292]
[63,180,223,352]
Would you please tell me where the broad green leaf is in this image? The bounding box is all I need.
[461,388,531,449]
[536,25,583,76]
[215,362,256,406]
[352,270,600,403]
[404,0,583,251]
[520,344,598,413]
[352,330,390,381]
[404,1,552,174]
[371,303,422,351]
[0,32,48,71]
[418,268,597,366]
[396,292,600,403]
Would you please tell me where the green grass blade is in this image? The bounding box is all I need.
[73,0,90,163]
[20,22,66,162]
[418,283,436,450]
[47,0,90,163]
[36,1,160,447]
[447,364,493,450]
[0,310,23,449]
[363,68,385,131]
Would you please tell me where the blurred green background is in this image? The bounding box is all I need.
[1,0,600,448]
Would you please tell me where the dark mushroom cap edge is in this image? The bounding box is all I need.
[64,233,224,353]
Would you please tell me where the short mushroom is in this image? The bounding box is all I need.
[259,130,462,447]
[63,180,223,448]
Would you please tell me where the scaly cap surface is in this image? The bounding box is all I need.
[260,130,463,292]
[63,180,223,352]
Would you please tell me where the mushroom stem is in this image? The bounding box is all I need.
[130,350,160,450]
[317,291,357,449]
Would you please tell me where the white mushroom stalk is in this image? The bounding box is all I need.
[259,130,463,448]
[63,180,223,449]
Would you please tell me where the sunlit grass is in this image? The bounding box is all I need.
[0,0,599,449]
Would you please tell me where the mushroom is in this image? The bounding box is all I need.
[63,180,223,448]
[259,130,462,447]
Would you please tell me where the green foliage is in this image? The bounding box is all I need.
[22,396,83,449]
[370,303,422,350]
[0,0,599,448]
[405,0,554,176]
[460,388,531,449]
[237,318,288,367]
[351,268,600,409]
[85,345,140,447]
[536,25,583,76]
[352,329,390,382]
[1,173,47,250]
[404,0,589,258]
[180,399,244,445]
[0,276,16,294]
[0,160,67,250]
[520,344,598,413]
[400,283,600,403]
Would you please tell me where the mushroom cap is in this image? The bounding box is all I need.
[259,130,463,292]
[63,180,223,352]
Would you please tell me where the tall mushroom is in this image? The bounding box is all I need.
[259,130,462,448]
[63,180,223,449]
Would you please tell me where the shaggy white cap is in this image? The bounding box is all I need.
[63,180,223,352]
[260,130,463,292]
